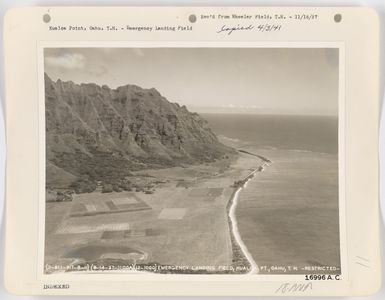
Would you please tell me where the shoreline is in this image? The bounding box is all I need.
[238,149,272,163]
[226,151,271,274]
[46,148,273,275]
[45,132,341,275]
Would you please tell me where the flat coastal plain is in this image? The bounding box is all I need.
[45,148,263,274]
[45,138,340,275]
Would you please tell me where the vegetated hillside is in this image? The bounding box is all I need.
[45,74,232,193]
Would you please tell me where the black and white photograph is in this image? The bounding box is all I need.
[43,47,340,275]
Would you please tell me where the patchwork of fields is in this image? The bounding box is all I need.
[45,153,262,273]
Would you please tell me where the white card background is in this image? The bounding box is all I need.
[0,0,384,299]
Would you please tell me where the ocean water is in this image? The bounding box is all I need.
[201,114,338,154]
[202,113,340,274]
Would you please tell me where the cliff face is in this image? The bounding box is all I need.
[45,74,230,188]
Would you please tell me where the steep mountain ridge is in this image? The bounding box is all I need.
[45,74,231,190]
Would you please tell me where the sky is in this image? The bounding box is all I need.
[44,47,339,116]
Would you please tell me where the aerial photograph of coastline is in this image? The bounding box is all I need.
[43,47,340,275]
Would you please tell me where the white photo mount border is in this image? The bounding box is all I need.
[3,7,380,296]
